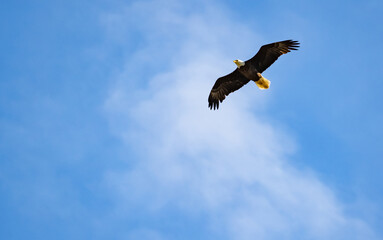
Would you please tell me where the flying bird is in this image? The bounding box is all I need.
[208,40,299,110]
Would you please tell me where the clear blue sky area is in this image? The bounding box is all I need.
[1,0,382,239]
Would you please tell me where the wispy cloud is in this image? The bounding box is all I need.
[103,0,376,239]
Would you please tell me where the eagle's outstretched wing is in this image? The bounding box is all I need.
[208,69,250,110]
[247,40,299,73]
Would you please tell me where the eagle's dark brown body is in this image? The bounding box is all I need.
[237,62,261,82]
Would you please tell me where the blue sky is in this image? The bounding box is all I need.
[1,0,383,239]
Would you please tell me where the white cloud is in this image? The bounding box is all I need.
[103,0,376,239]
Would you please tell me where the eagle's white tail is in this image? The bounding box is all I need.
[256,76,271,89]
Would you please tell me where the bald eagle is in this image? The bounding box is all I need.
[208,40,299,110]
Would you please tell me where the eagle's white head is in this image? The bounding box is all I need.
[233,59,245,68]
